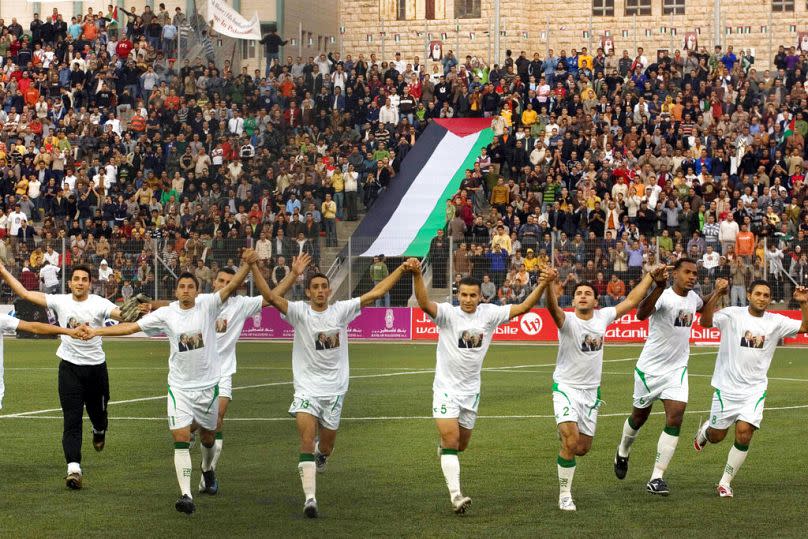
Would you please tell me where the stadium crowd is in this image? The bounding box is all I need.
[0,7,806,308]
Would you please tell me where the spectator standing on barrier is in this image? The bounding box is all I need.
[369,255,391,307]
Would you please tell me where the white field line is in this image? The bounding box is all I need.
[2,404,807,422]
[0,351,757,419]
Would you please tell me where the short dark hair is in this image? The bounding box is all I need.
[218,267,236,276]
[673,257,698,270]
[177,271,199,289]
[70,265,93,281]
[458,276,482,290]
[573,281,598,299]
[747,279,771,294]
[305,272,330,289]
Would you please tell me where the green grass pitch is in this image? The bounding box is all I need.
[1,339,807,537]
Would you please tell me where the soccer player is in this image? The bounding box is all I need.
[251,256,410,519]
[77,250,255,514]
[409,259,552,515]
[0,262,142,490]
[545,265,667,511]
[146,253,311,495]
[693,280,808,497]
[613,258,727,496]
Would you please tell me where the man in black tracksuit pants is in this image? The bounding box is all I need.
[0,263,129,490]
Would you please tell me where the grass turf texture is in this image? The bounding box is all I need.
[1,340,807,537]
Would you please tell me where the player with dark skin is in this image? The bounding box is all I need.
[628,260,727,434]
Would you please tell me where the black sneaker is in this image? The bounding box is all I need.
[92,430,106,452]
[202,470,218,495]
[646,478,670,496]
[315,452,328,473]
[175,494,195,514]
[614,450,629,480]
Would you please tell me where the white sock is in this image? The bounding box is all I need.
[211,438,223,470]
[174,448,192,497]
[557,462,576,497]
[298,460,316,500]
[440,453,461,499]
[720,444,749,486]
[650,431,680,480]
[618,418,639,458]
[201,443,215,472]
[67,462,81,475]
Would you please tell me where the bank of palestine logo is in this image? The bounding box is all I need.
[385,309,394,329]
[520,312,543,336]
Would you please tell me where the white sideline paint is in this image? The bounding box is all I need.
[0,351,745,419]
[2,404,807,422]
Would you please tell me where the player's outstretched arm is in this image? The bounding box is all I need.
[272,253,311,299]
[408,258,438,319]
[544,273,565,329]
[250,258,297,314]
[360,261,408,307]
[509,266,557,319]
[16,321,80,338]
[0,261,47,307]
[699,278,728,328]
[78,322,142,339]
[614,265,667,318]
[217,249,257,303]
[793,286,808,333]
[635,268,670,320]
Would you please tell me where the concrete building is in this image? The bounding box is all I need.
[339,0,807,70]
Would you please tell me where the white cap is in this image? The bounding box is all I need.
[100,259,108,265]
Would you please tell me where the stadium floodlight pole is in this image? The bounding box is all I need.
[493,0,500,64]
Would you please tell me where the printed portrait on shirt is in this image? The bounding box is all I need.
[178,331,204,352]
[580,334,603,352]
[673,310,694,328]
[740,330,765,349]
[66,317,85,329]
[457,330,483,349]
[315,331,340,351]
[215,318,228,333]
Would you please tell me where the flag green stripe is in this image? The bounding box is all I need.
[402,128,493,257]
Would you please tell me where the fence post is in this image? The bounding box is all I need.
[249,238,254,297]
[763,237,768,280]
[551,233,555,267]
[61,236,66,293]
[655,236,661,265]
[448,237,454,303]
[153,238,159,299]
[347,236,352,299]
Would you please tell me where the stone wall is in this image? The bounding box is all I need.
[339,0,807,71]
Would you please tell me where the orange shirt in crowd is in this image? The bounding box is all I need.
[735,231,755,256]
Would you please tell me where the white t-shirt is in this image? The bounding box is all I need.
[46,294,117,365]
[39,264,61,287]
[138,292,224,390]
[206,293,263,377]
[0,313,20,408]
[553,307,618,389]
[636,289,703,375]
[282,298,362,397]
[711,306,802,396]
[7,211,25,236]
[431,303,512,394]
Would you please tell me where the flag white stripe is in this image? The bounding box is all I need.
[360,131,480,257]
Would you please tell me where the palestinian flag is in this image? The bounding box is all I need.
[354,119,493,258]
[785,117,795,138]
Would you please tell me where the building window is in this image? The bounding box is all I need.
[625,0,651,15]
[592,0,614,16]
[772,0,794,11]
[425,0,436,19]
[662,0,685,14]
[455,0,481,18]
[397,0,407,19]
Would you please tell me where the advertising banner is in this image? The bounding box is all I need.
[239,306,412,340]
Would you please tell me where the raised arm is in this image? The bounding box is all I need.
[699,278,728,328]
[78,321,143,339]
[0,261,48,307]
[409,258,437,319]
[635,269,670,320]
[544,273,565,329]
[251,253,311,315]
[615,265,668,318]
[792,286,808,333]
[360,261,408,307]
[273,253,311,299]
[509,266,557,318]
[217,249,256,303]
